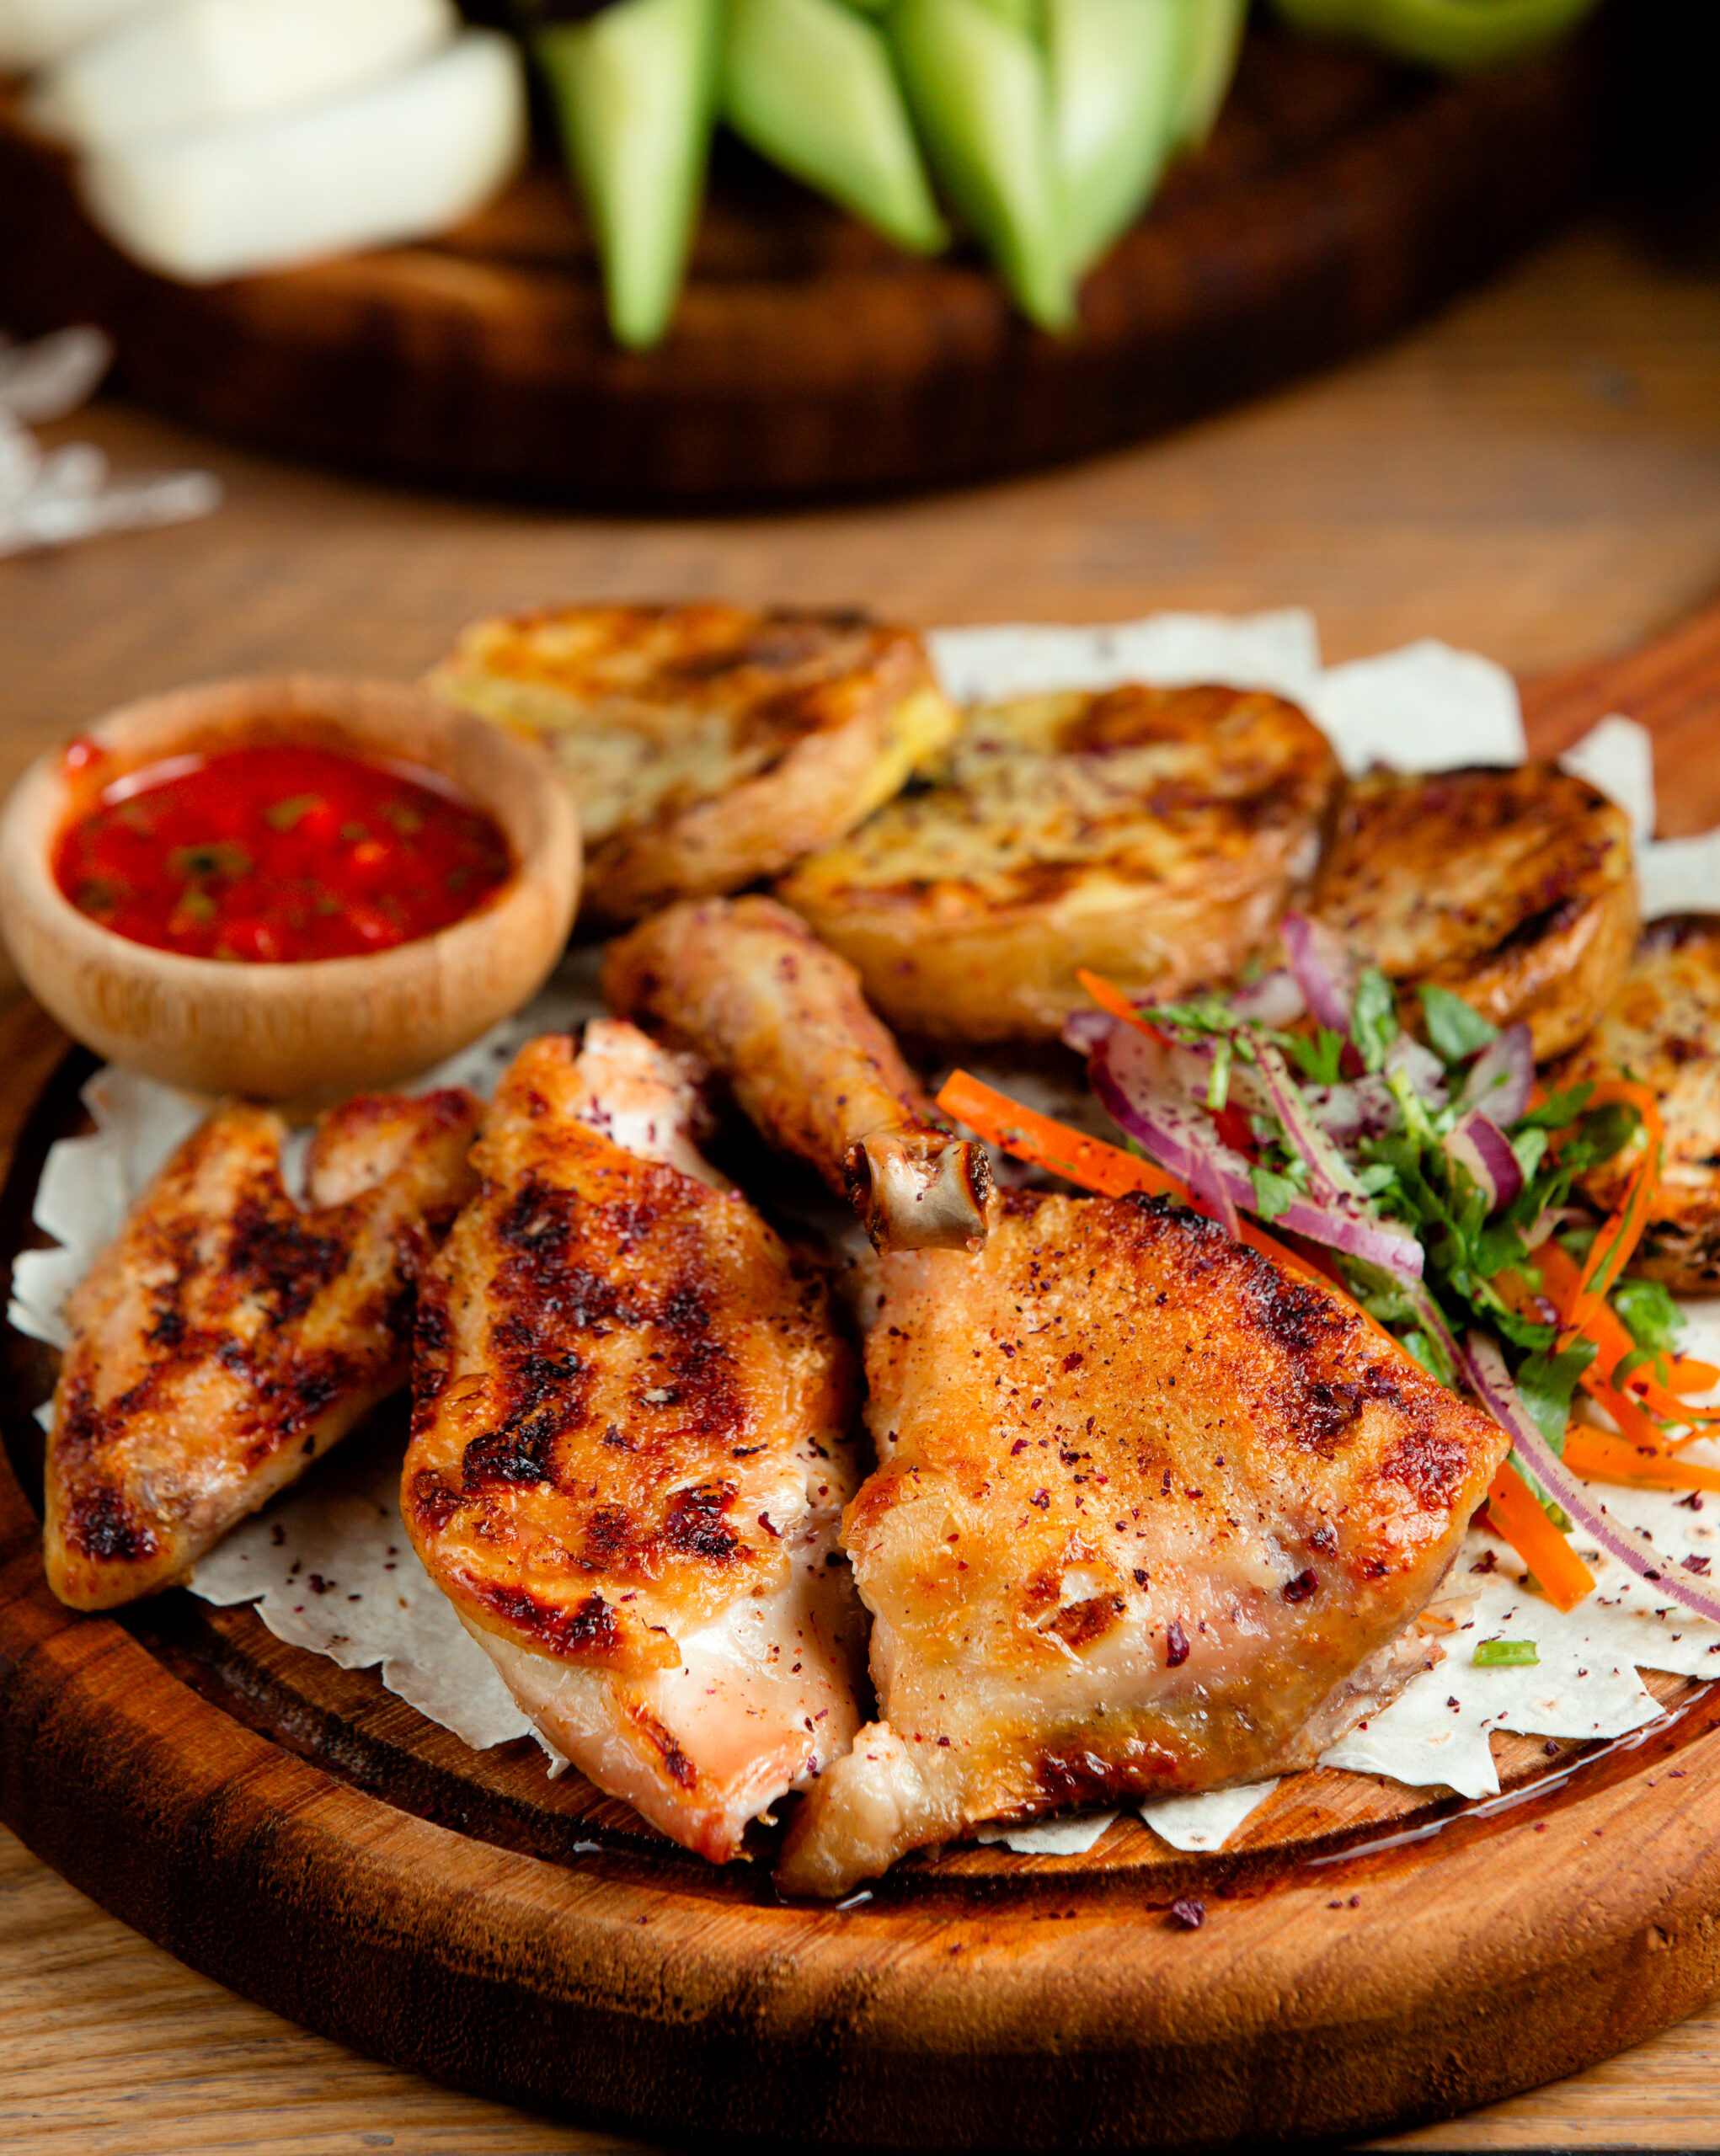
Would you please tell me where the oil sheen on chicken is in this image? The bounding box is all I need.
[403,1021,865,1862]
[45,1088,482,1610]
[777,1188,1509,1897]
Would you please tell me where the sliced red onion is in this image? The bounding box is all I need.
[1061,1008,1114,1055]
[1092,1026,1425,1282]
[1460,1022,1535,1127]
[1402,1282,1465,1375]
[1384,1033,1450,1107]
[1305,1075,1399,1145]
[1463,1333,1720,1628]
[1252,1038,1363,1206]
[1444,1109,1525,1217]
[1229,968,1306,1028]
[1279,911,1354,1033]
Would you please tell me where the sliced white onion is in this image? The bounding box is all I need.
[29,0,457,152]
[77,30,526,285]
[1444,1109,1524,1217]
[1384,1032,1448,1108]
[0,0,153,73]
[1229,968,1306,1028]
[1459,1022,1535,1127]
[1464,1332,1720,1628]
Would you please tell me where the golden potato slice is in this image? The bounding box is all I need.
[426,603,959,926]
[1552,915,1720,1294]
[774,682,1339,1043]
[1311,764,1637,1062]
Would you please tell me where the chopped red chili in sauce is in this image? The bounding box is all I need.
[55,742,512,963]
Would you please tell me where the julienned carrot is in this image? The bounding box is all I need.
[1564,1078,1664,1336]
[1485,1458,1596,1612]
[1075,967,1156,1038]
[1561,1428,1720,1497]
[1533,1235,1720,1433]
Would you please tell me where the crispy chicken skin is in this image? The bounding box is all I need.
[403,1022,865,1862]
[777,1189,1508,1897]
[776,682,1340,1043]
[1554,915,1720,1292]
[426,603,959,927]
[45,1088,482,1611]
[1311,763,1637,1061]
[604,896,991,1253]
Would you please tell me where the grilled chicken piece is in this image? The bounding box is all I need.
[1311,763,1637,1061]
[45,1088,482,1611]
[1553,915,1720,1292]
[403,1021,864,1862]
[775,682,1339,1043]
[777,1189,1507,1897]
[425,603,959,927]
[604,896,991,1253]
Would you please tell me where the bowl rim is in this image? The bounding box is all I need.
[0,671,579,990]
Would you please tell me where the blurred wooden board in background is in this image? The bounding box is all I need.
[0,22,1620,507]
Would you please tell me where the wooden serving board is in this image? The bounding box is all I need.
[3,605,1720,2153]
[0,19,1622,508]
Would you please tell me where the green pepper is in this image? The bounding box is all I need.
[1269,0,1603,70]
[725,0,948,254]
[1047,0,1189,280]
[533,0,723,350]
[891,0,1074,330]
[1172,0,1247,147]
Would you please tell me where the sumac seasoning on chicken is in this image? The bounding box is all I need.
[56,742,512,963]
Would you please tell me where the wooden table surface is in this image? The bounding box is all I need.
[4,211,1720,2154]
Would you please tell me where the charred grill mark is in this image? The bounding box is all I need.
[1043,1593,1124,1650]
[1484,890,1587,961]
[663,1481,745,1564]
[462,1342,586,1488]
[631,1705,699,1789]
[474,1580,625,1661]
[64,1477,158,1563]
[223,1198,346,1321]
[409,1465,462,1533]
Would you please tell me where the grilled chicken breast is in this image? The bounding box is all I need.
[425,603,959,927]
[1311,763,1637,1061]
[1554,915,1720,1291]
[45,1088,482,1611]
[777,1189,1507,1897]
[403,1021,864,1862]
[605,896,991,1252]
[775,682,1339,1043]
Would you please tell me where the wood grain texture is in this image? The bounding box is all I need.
[3,205,1720,2154]
[0,24,1618,506]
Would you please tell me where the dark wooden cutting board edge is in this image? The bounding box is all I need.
[0,20,1621,507]
[3,597,1720,2152]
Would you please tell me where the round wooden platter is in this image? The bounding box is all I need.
[0,18,1622,509]
[5,608,1720,2153]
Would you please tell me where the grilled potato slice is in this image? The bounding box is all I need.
[1553,915,1720,1293]
[774,681,1339,1043]
[1311,763,1637,1062]
[425,602,959,926]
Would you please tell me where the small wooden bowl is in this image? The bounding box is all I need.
[0,675,581,1104]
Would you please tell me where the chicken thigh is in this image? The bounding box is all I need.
[777,1187,1508,1897]
[403,1020,865,1862]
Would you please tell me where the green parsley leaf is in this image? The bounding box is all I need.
[1421,984,1498,1062]
[1206,1036,1233,1113]
[1473,1640,1539,1667]
[1286,1027,1346,1086]
[1251,1165,1301,1221]
[1612,1278,1685,1357]
[1513,1340,1598,1451]
[1351,968,1398,1073]
[1517,1082,1594,1132]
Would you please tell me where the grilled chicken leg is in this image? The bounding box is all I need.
[45,1087,482,1610]
[777,1188,1508,1897]
[603,895,991,1252]
[403,1020,865,1862]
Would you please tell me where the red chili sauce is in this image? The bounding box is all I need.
[54,742,513,963]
